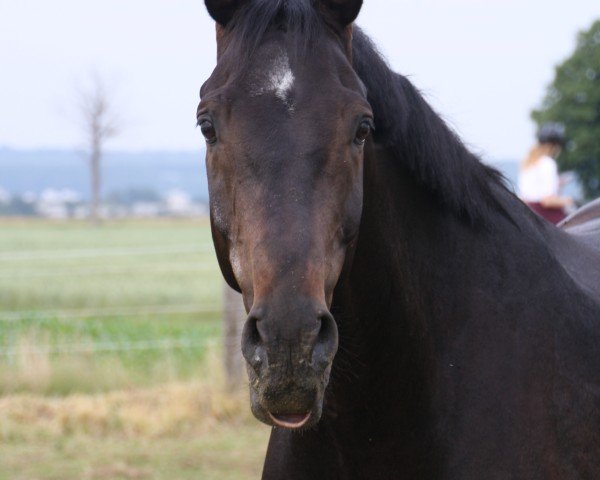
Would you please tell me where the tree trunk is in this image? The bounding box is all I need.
[222,282,246,391]
[90,146,101,226]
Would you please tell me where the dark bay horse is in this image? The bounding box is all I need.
[198,1,600,478]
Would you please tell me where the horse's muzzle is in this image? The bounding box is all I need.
[241,302,338,429]
[246,364,333,429]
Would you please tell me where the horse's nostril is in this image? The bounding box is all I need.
[245,313,262,346]
[317,312,335,344]
[242,312,265,370]
[313,311,338,366]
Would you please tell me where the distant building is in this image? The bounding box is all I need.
[36,189,82,219]
[0,185,209,219]
[131,202,162,218]
[165,189,193,216]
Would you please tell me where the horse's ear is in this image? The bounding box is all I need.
[204,0,247,26]
[317,0,363,27]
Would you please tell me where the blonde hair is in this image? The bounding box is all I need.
[521,144,558,170]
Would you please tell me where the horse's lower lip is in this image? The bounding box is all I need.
[268,411,312,429]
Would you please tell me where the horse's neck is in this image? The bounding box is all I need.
[355,141,573,308]
[326,145,479,469]
[328,143,600,471]
[349,145,499,337]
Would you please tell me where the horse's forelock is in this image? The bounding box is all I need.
[220,0,329,64]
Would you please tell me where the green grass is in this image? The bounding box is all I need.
[0,219,225,395]
[0,219,269,479]
[0,220,219,310]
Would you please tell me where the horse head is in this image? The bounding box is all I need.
[199,0,369,429]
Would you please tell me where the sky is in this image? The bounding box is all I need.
[0,0,598,160]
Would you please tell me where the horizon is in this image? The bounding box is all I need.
[0,148,535,201]
[0,145,522,163]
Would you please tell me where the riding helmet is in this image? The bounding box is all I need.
[537,123,566,146]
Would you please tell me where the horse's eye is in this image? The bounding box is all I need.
[200,120,217,144]
[354,121,372,145]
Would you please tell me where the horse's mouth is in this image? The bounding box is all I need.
[268,411,312,429]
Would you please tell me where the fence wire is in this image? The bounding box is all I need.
[0,244,215,262]
[0,263,218,279]
[0,240,240,360]
[0,304,222,322]
[0,337,236,357]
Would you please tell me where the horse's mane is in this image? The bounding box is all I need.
[352,28,512,225]
[224,0,512,225]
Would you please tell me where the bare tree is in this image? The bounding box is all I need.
[77,74,120,225]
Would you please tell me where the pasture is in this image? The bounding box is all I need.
[0,219,269,479]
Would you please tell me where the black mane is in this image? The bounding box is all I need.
[225,0,512,225]
[352,28,511,224]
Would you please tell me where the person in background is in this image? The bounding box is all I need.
[518,123,574,224]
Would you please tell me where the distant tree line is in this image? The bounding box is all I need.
[0,197,37,216]
[105,188,162,206]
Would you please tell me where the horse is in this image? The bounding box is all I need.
[197,1,600,478]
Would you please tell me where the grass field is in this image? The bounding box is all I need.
[0,219,222,394]
[0,219,269,479]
